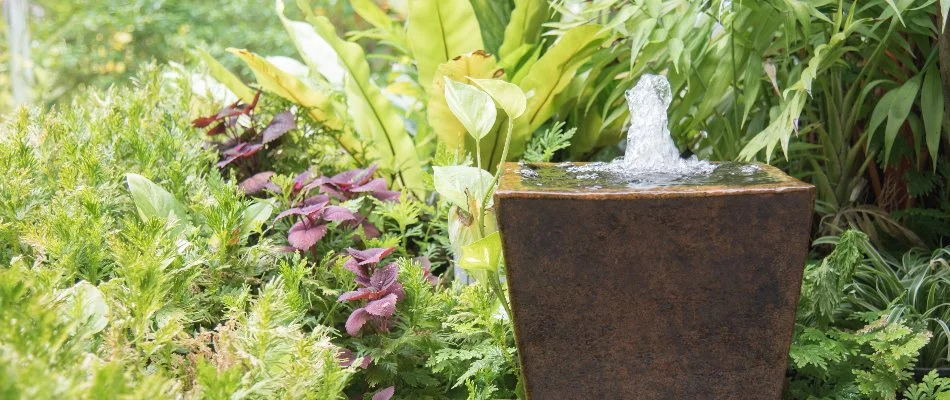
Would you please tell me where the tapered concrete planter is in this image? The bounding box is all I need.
[494,162,815,400]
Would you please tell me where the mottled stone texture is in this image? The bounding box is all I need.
[495,163,815,400]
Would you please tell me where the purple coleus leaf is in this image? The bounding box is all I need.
[239,171,278,195]
[372,386,395,400]
[276,197,356,251]
[287,219,328,251]
[217,142,263,168]
[309,163,400,202]
[261,111,296,144]
[339,260,404,336]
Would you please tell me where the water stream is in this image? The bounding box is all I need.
[517,74,776,190]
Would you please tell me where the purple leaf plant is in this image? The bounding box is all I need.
[191,91,297,170]
[337,247,404,337]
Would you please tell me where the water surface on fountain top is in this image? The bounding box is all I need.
[500,74,812,197]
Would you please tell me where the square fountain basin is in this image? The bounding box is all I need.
[494,162,815,400]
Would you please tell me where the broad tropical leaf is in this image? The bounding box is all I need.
[407,0,485,94]
[498,0,549,59]
[227,48,340,129]
[299,7,425,197]
[196,47,256,103]
[427,51,501,152]
[515,25,606,158]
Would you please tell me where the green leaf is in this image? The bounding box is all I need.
[427,51,500,151]
[349,0,396,32]
[459,232,503,274]
[469,77,527,119]
[884,74,922,163]
[516,24,605,158]
[298,7,426,197]
[443,77,498,140]
[922,65,944,168]
[498,0,549,59]
[469,0,514,55]
[241,201,274,236]
[126,173,190,225]
[227,48,340,128]
[277,0,344,86]
[195,47,256,103]
[408,0,485,94]
[57,281,109,334]
[669,38,684,73]
[433,166,494,209]
[942,0,950,32]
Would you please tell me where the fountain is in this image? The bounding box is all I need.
[495,75,815,399]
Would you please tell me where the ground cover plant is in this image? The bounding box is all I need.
[3,0,950,399]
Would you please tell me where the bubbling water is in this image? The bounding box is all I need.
[566,74,723,180]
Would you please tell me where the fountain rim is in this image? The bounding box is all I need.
[496,162,816,200]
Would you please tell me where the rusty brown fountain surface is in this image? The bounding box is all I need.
[495,161,815,399]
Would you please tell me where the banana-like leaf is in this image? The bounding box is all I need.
[469,0,514,55]
[427,51,501,152]
[277,0,345,86]
[408,0,484,95]
[227,48,340,130]
[301,11,425,197]
[196,47,256,103]
[498,0,549,59]
[515,25,605,159]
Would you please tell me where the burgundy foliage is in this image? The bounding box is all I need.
[191,90,296,171]
[337,247,404,336]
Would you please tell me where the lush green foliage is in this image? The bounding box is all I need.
[5,0,950,398]
[0,71,520,399]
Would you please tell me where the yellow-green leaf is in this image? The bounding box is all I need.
[302,11,425,197]
[227,49,324,109]
[444,77,497,141]
[195,47,255,103]
[427,51,500,151]
[498,0,549,59]
[459,232,503,274]
[470,77,527,119]
[408,0,484,94]
[515,25,605,158]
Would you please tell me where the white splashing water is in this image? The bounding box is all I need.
[568,74,716,178]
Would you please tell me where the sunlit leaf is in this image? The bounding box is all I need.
[459,232,503,274]
[469,77,527,119]
[126,173,190,225]
[443,77,497,140]
[195,47,256,103]
[433,166,494,209]
[297,5,426,197]
[407,0,484,94]
[498,0,549,59]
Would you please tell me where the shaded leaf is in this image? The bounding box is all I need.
[427,51,500,151]
[262,111,296,144]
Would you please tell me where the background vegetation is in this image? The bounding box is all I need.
[2,0,950,399]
